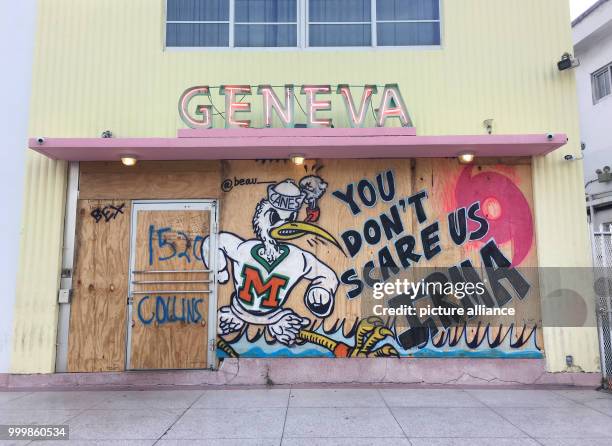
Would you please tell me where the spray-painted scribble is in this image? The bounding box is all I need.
[91,203,125,223]
[148,225,205,265]
[221,177,276,192]
[137,295,204,325]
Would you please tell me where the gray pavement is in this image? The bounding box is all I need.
[0,387,611,445]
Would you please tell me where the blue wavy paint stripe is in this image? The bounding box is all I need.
[218,347,542,359]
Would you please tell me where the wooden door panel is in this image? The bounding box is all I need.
[68,200,129,372]
[129,209,211,369]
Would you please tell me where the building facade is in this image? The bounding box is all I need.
[9,0,603,382]
[573,0,612,388]
[574,0,612,229]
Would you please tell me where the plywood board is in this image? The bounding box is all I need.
[214,159,542,359]
[69,158,542,366]
[129,209,210,369]
[79,161,222,200]
[68,200,130,372]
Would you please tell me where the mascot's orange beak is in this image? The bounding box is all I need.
[270,221,343,252]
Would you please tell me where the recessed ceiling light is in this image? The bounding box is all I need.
[458,153,475,164]
[290,154,305,165]
[121,156,138,166]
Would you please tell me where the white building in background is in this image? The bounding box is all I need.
[574,0,612,230]
[0,0,35,373]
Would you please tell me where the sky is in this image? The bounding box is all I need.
[571,0,599,19]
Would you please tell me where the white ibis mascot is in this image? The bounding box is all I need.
[203,175,341,346]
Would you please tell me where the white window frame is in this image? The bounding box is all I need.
[164,0,442,50]
[165,0,302,48]
[592,63,612,104]
[165,0,232,48]
[305,0,441,48]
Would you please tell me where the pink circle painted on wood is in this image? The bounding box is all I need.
[455,167,533,266]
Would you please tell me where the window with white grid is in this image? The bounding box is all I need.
[165,0,441,48]
[593,63,612,104]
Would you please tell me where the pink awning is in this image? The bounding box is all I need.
[28,128,567,161]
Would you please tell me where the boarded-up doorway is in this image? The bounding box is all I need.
[67,200,131,372]
[127,201,218,370]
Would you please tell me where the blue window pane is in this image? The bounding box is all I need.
[167,0,229,21]
[166,23,229,47]
[309,0,371,22]
[377,22,440,46]
[235,0,297,23]
[309,24,371,46]
[377,0,439,21]
[235,24,297,46]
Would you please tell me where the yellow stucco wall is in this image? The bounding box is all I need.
[12,0,599,373]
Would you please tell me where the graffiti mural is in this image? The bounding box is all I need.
[453,167,534,266]
[204,175,342,346]
[209,159,541,359]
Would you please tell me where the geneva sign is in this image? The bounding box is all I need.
[178,84,412,129]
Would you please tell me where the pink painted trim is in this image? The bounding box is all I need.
[28,129,568,162]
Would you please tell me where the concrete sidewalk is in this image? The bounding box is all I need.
[1,387,611,445]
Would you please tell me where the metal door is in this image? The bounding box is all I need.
[127,200,218,370]
[592,223,612,388]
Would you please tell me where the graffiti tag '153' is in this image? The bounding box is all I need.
[148,225,205,265]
